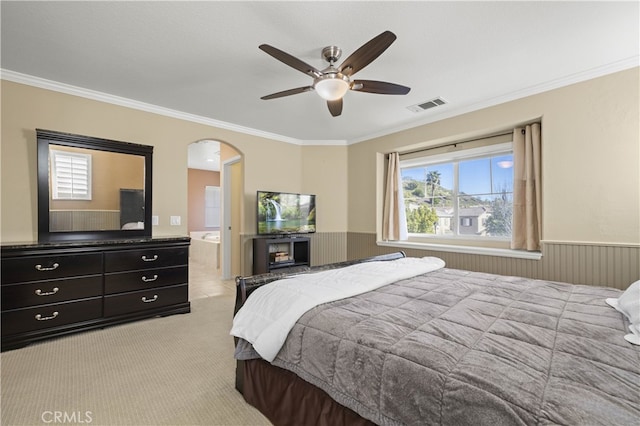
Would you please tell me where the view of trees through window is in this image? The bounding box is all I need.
[401,153,514,238]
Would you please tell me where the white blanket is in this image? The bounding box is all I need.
[230,256,445,362]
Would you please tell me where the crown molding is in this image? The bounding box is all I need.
[3,56,637,148]
[0,69,348,146]
[347,56,640,145]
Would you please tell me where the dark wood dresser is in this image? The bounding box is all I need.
[1,237,190,351]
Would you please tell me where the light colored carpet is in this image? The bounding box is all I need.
[1,292,271,426]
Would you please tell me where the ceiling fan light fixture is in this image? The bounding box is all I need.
[314,75,350,101]
[259,31,409,116]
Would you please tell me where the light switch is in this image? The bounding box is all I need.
[170,216,181,226]
[152,216,159,226]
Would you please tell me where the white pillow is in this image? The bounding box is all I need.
[606,280,640,323]
[606,280,640,345]
[624,324,640,345]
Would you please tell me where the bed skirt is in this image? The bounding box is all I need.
[242,359,375,426]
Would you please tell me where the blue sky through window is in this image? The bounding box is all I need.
[402,154,513,199]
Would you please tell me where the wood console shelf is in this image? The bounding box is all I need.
[1,237,190,351]
[253,236,310,274]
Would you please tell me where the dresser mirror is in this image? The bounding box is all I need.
[37,129,153,242]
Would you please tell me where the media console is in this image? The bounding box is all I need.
[252,236,310,274]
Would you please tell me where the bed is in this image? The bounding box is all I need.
[231,252,640,426]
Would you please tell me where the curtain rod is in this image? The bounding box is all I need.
[399,130,515,157]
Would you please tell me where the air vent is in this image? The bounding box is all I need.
[407,97,447,113]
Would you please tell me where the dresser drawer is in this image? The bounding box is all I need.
[1,253,103,284]
[1,275,103,310]
[104,266,187,295]
[1,298,103,336]
[104,246,188,272]
[104,284,188,317]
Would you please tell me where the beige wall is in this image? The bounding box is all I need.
[301,145,348,233]
[1,80,347,244]
[348,67,640,246]
[2,68,638,282]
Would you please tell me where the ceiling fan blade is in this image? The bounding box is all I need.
[351,80,411,95]
[259,44,322,78]
[327,98,343,117]
[338,31,397,77]
[261,86,314,100]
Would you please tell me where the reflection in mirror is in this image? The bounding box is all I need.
[48,145,146,232]
[37,129,153,242]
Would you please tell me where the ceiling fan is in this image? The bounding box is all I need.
[259,30,411,117]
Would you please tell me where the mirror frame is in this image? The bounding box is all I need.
[37,129,153,242]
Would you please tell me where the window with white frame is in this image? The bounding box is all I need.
[400,141,513,239]
[50,149,92,200]
[204,185,220,227]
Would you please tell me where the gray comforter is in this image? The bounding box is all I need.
[263,268,640,425]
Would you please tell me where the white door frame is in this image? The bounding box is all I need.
[222,155,241,279]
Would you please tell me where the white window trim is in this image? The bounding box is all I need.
[401,142,513,239]
[204,185,221,227]
[388,140,541,259]
[400,142,513,168]
[50,149,92,200]
[377,239,543,260]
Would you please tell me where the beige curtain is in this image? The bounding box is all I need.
[511,123,542,251]
[382,152,408,241]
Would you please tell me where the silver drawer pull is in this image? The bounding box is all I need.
[141,255,158,262]
[142,295,158,303]
[141,275,158,282]
[35,311,59,321]
[35,263,59,271]
[35,287,59,296]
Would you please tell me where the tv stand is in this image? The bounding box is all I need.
[252,236,310,274]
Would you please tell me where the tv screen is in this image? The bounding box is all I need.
[257,191,316,235]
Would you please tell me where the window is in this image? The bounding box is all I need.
[400,142,513,239]
[204,185,220,227]
[50,149,92,200]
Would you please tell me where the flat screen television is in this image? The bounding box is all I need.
[257,191,316,235]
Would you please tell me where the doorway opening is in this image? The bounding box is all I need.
[187,139,242,299]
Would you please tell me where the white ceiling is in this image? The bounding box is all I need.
[188,140,220,171]
[1,1,638,145]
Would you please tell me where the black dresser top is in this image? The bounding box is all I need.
[1,236,191,257]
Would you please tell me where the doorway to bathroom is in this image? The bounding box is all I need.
[187,139,241,299]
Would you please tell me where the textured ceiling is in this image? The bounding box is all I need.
[1,1,638,144]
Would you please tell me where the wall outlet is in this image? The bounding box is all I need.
[152,215,159,226]
[170,216,181,226]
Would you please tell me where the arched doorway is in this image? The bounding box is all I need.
[187,139,242,297]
